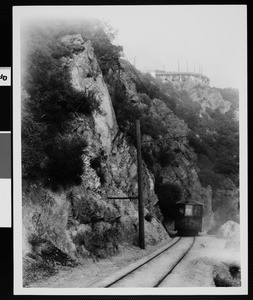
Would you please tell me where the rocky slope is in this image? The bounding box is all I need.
[189,85,231,114]
[22,34,169,268]
[139,98,214,230]
[22,30,239,284]
[184,86,239,227]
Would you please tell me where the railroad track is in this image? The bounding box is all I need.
[91,236,195,288]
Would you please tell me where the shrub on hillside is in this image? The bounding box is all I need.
[23,255,57,287]
[24,46,101,127]
[23,19,122,77]
[79,20,123,76]
[145,212,153,222]
[139,93,152,108]
[142,143,177,172]
[198,170,222,190]
[197,154,213,170]
[140,115,167,139]
[142,149,155,171]
[175,105,200,130]
[111,82,167,139]
[158,147,177,168]
[188,132,208,155]
[22,28,104,189]
[132,72,160,98]
[90,156,106,185]
[43,135,87,191]
[87,223,119,258]
[213,158,239,175]
[113,101,143,137]
[132,72,176,110]
[22,114,88,191]
[22,114,48,181]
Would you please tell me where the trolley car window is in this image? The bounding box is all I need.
[179,207,184,215]
[185,205,193,216]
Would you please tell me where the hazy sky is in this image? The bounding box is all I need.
[103,5,247,89]
[16,5,247,89]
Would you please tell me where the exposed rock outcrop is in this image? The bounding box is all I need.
[212,177,240,226]
[216,221,240,249]
[23,34,169,262]
[140,98,215,230]
[189,86,231,114]
[22,33,238,269]
[60,34,118,153]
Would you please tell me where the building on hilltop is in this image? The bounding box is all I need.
[151,70,210,86]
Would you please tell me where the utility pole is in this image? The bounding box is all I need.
[107,120,145,250]
[186,62,189,73]
[136,119,145,249]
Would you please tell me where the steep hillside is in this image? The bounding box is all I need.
[21,20,239,285]
[113,61,239,228]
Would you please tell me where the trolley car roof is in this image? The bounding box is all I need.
[176,199,204,205]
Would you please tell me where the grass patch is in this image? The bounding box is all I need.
[23,256,57,287]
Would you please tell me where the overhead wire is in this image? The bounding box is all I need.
[108,45,189,141]
[121,52,151,97]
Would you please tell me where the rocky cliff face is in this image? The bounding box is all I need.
[141,99,214,230]
[172,76,232,115]
[188,86,231,114]
[23,33,239,267]
[212,177,239,226]
[60,34,118,153]
[168,77,239,230]
[23,34,168,262]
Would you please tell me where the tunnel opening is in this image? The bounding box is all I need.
[155,180,182,236]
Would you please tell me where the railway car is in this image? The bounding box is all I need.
[175,200,203,236]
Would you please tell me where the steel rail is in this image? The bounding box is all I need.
[104,236,195,288]
[105,237,182,288]
[154,236,195,287]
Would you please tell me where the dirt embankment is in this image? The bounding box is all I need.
[26,234,240,288]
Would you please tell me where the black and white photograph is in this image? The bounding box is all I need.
[13,5,247,295]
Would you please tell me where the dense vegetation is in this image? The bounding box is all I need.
[22,19,239,196]
[21,19,119,190]
[122,70,239,189]
[22,44,90,190]
[22,20,240,286]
